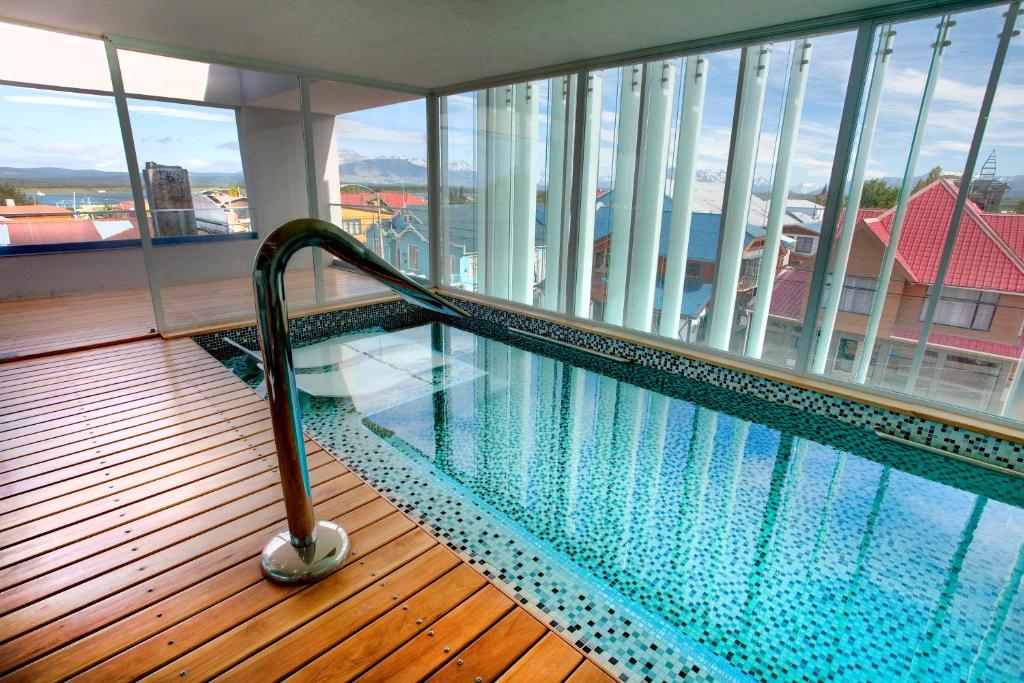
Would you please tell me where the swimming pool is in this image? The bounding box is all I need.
[221,321,1024,682]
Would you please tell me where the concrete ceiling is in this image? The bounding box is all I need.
[1,0,894,92]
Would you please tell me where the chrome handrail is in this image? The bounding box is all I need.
[253,218,467,583]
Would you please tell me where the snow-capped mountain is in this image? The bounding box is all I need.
[339,155,474,186]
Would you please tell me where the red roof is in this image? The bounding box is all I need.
[0,218,140,246]
[890,325,1024,359]
[767,266,809,320]
[864,179,1024,292]
[339,192,426,209]
[0,205,73,217]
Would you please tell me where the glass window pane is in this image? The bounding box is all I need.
[914,5,1024,419]
[0,27,153,356]
[308,80,428,305]
[811,5,1005,397]
[0,22,111,91]
[119,49,315,329]
[442,77,576,310]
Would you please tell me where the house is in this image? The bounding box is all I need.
[589,185,771,335]
[764,178,1024,415]
[0,218,140,246]
[335,192,426,244]
[0,204,74,220]
[363,203,548,291]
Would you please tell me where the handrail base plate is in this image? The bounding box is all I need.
[261,520,351,584]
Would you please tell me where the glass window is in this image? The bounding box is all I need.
[441,76,577,310]
[0,84,139,249]
[923,286,999,330]
[117,49,315,329]
[838,276,877,315]
[811,5,1005,402]
[0,22,111,91]
[0,22,153,340]
[127,99,250,239]
[308,80,428,306]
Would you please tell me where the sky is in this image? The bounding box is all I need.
[0,3,1021,194]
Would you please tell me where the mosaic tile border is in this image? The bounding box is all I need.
[191,298,431,361]
[440,295,1024,475]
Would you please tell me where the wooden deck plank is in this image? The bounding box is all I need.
[0,337,614,683]
[213,546,464,682]
[0,267,383,360]
[565,661,617,683]
[497,633,584,682]
[354,585,514,683]
[428,608,548,683]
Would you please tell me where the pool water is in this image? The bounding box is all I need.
[223,322,1024,682]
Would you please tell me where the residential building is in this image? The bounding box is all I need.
[764,179,1024,416]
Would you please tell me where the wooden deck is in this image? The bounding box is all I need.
[0,338,613,682]
[0,267,386,361]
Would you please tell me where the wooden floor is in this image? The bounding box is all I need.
[0,338,612,682]
[0,268,386,362]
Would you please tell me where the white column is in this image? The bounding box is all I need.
[624,61,677,333]
[511,82,540,305]
[746,40,812,359]
[604,65,642,326]
[543,76,570,311]
[855,17,953,383]
[489,86,514,299]
[707,45,772,350]
[483,88,498,294]
[1001,351,1024,419]
[811,26,896,374]
[659,56,708,339]
[573,73,604,318]
[474,89,488,293]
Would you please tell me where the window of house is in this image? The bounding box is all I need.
[408,243,420,270]
[686,262,701,278]
[834,337,860,374]
[341,219,361,235]
[838,276,877,315]
[794,236,816,254]
[922,286,998,331]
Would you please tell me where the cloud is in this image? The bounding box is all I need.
[216,141,240,151]
[336,119,425,145]
[4,94,112,110]
[128,104,235,123]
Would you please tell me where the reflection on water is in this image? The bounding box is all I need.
[357,323,1024,682]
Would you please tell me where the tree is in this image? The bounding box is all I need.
[912,165,943,193]
[0,182,30,205]
[1014,199,1024,214]
[860,178,899,209]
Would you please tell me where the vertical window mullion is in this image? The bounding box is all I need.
[104,39,166,333]
[795,20,877,374]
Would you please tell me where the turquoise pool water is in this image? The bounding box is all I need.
[222,322,1024,682]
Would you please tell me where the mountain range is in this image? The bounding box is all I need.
[4,162,1023,200]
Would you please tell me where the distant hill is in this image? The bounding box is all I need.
[0,166,244,189]
[339,157,475,187]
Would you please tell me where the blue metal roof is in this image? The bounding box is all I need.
[593,190,763,262]
[653,279,714,318]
